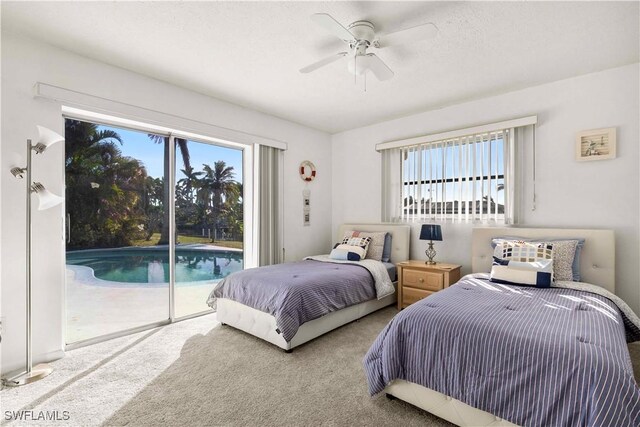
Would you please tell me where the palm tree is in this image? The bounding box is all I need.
[65,120,151,248]
[202,161,237,242]
[178,166,203,202]
[147,135,191,245]
[65,120,123,169]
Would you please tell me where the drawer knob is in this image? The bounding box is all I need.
[419,278,424,282]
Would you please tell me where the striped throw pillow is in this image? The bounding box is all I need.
[490,241,554,287]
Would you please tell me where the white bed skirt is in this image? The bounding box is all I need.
[385,380,519,427]
[216,292,396,351]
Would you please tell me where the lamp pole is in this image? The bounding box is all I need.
[3,138,54,387]
[26,139,33,374]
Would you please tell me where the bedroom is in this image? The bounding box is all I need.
[1,1,639,426]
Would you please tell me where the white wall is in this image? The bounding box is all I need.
[332,63,640,314]
[1,33,332,373]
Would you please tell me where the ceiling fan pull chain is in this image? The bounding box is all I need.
[354,55,357,85]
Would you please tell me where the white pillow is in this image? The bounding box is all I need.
[343,231,385,261]
[490,241,554,287]
[340,236,372,259]
[329,244,366,261]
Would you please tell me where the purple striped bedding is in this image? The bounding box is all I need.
[207,260,377,342]
[364,274,640,427]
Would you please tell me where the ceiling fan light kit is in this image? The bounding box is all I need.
[300,13,438,85]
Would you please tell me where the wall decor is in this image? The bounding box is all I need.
[299,161,316,226]
[576,127,616,161]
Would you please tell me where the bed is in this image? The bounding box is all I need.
[364,227,640,427]
[208,223,410,351]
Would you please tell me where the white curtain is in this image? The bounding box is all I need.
[258,145,284,266]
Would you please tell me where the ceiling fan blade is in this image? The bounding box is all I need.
[366,54,394,81]
[310,13,355,43]
[300,52,348,73]
[376,23,438,48]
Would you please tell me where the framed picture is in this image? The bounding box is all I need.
[576,127,616,161]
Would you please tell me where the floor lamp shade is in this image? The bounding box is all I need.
[32,183,64,211]
[2,125,64,387]
[34,125,64,153]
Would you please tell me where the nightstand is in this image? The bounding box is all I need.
[396,261,462,310]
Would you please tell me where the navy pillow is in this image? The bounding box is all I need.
[381,233,392,263]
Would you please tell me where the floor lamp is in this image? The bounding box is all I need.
[3,126,64,387]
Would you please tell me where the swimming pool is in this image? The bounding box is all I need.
[66,247,243,285]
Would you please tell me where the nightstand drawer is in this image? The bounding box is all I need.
[402,287,434,307]
[403,269,444,291]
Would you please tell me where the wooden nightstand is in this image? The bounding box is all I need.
[396,261,462,310]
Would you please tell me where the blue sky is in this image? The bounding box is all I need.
[97,125,243,182]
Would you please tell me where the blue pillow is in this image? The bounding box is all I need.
[381,233,392,263]
[571,239,585,281]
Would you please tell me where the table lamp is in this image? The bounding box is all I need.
[419,224,442,265]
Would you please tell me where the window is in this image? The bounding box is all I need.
[379,117,536,224]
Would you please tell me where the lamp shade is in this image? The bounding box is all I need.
[419,224,442,241]
[36,125,64,151]
[34,186,64,210]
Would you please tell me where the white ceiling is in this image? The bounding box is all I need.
[2,1,638,133]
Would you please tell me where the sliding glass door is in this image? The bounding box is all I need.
[65,118,244,344]
[174,138,244,318]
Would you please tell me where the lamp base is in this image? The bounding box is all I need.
[425,241,437,265]
[2,364,53,387]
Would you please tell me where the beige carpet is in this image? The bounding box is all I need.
[104,307,449,426]
[2,307,640,427]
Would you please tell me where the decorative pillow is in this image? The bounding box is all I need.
[381,233,392,263]
[343,231,384,260]
[544,240,578,281]
[329,244,365,261]
[341,236,372,259]
[490,241,554,287]
[571,239,585,281]
[491,237,583,282]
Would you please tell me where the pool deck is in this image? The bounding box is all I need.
[66,242,243,254]
[66,244,239,344]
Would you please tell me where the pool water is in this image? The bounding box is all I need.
[66,249,243,284]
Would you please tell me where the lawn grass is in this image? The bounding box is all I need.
[131,233,243,250]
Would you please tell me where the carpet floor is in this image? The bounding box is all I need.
[2,307,640,427]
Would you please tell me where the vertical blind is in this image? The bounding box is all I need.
[381,127,520,224]
[258,145,284,266]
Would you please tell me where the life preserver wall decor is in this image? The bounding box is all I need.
[299,161,316,226]
[299,160,317,182]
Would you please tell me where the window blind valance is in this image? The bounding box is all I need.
[376,115,537,152]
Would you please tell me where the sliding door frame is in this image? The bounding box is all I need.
[63,114,251,350]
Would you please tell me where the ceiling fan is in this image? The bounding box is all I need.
[300,13,438,82]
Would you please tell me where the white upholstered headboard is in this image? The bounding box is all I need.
[337,224,411,264]
[472,227,615,293]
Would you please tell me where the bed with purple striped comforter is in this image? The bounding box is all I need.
[207,260,376,342]
[364,274,640,427]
